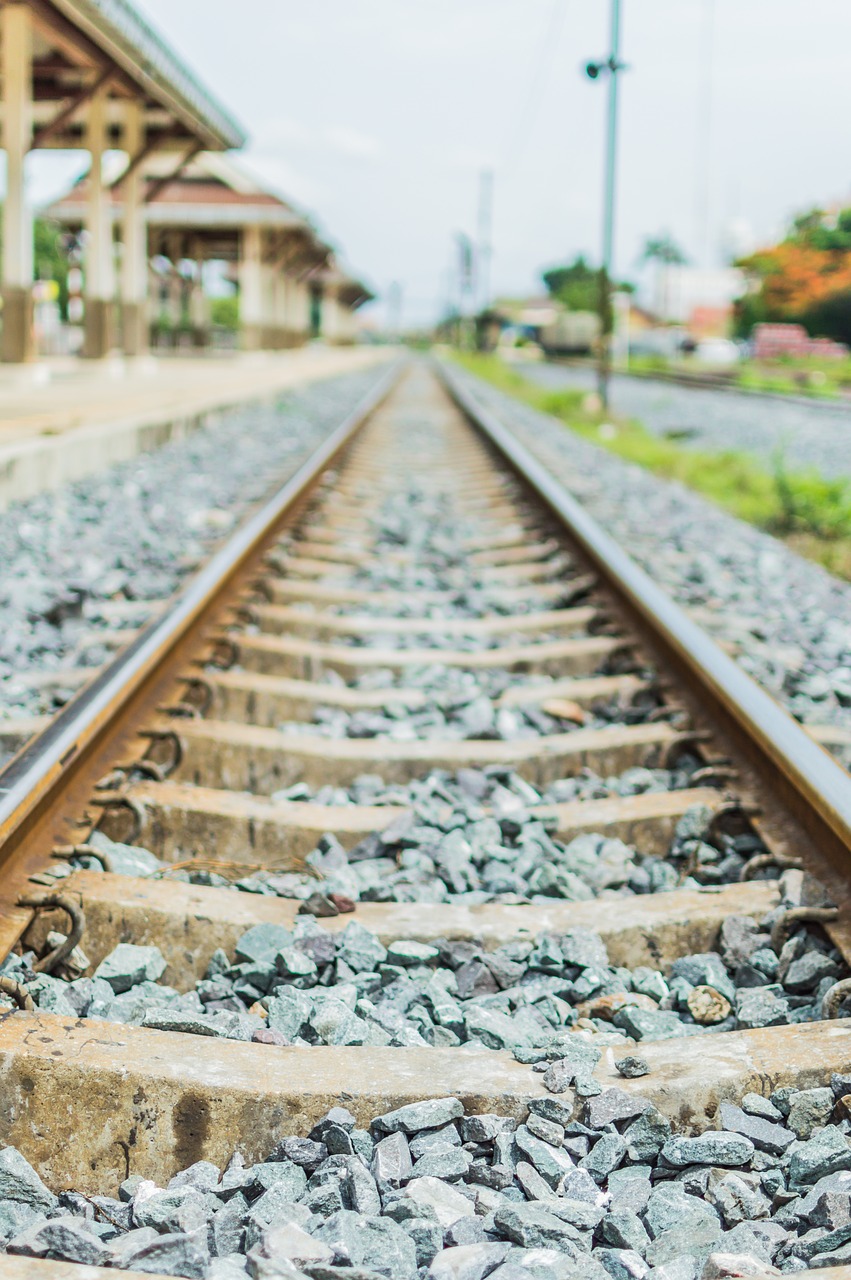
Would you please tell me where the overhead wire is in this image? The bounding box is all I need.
[500,0,570,175]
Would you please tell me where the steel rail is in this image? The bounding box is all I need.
[438,359,851,870]
[0,358,403,873]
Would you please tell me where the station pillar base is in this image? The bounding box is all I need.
[122,303,148,357]
[82,299,116,359]
[240,323,263,351]
[1,287,35,362]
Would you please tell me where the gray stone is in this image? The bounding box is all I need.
[704,1171,771,1227]
[559,1166,605,1206]
[6,1215,111,1266]
[314,1209,418,1279]
[526,1113,564,1146]
[372,1132,413,1192]
[783,952,841,993]
[514,1127,574,1188]
[733,989,789,1030]
[607,1169,652,1216]
[250,1221,334,1267]
[341,1156,381,1215]
[612,1008,689,1041]
[210,1197,248,1257]
[789,1127,851,1187]
[580,1131,627,1182]
[600,1209,651,1254]
[541,1038,601,1094]
[133,1186,210,1234]
[645,1260,699,1280]
[595,1248,649,1280]
[207,1259,249,1280]
[407,1176,477,1227]
[559,929,609,970]
[413,1148,471,1181]
[400,1217,444,1269]
[374,1097,464,1134]
[661,1133,754,1170]
[269,1138,328,1174]
[427,1242,512,1280]
[739,1095,781,1122]
[527,1098,574,1128]
[169,1159,221,1193]
[337,921,389,973]
[644,1184,721,1241]
[585,1089,651,1130]
[275,947,317,980]
[234,924,294,967]
[492,1203,585,1254]
[717,1103,795,1156]
[387,940,440,967]
[0,1147,58,1211]
[700,1253,779,1279]
[93,942,166,993]
[669,955,734,1003]
[786,1087,835,1140]
[516,1161,558,1203]
[118,1227,210,1277]
[616,1057,649,1079]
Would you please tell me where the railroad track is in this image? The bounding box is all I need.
[1,359,851,1280]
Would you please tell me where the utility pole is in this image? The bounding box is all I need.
[477,169,494,314]
[585,0,625,409]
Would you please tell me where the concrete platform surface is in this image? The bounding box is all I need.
[0,346,391,511]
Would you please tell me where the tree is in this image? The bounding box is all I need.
[542,255,633,312]
[639,232,688,320]
[734,207,851,342]
[639,233,688,268]
[33,216,70,318]
[0,208,70,318]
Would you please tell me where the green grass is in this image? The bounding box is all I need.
[622,351,851,400]
[452,352,851,579]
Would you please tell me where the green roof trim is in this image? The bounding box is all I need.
[49,0,247,149]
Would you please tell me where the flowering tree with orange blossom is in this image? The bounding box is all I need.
[735,208,851,344]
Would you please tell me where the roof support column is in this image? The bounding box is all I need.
[323,285,341,344]
[189,240,208,347]
[1,2,34,362]
[239,225,262,350]
[83,87,116,358]
[288,277,310,343]
[120,100,148,357]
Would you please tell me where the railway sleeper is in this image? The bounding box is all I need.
[89,780,726,866]
[162,719,683,792]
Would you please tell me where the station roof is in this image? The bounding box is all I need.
[46,151,375,305]
[26,0,245,150]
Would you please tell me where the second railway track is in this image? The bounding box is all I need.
[2,359,851,1279]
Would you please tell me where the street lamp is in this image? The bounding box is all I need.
[585,0,626,409]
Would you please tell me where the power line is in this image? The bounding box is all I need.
[501,0,569,174]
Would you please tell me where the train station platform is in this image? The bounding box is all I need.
[0,346,391,512]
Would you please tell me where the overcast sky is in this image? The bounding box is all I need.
[27,0,851,325]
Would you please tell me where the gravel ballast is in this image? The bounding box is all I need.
[519,362,851,478]
[7,859,843,1051]
[3,1077,851,1277]
[0,362,391,734]
[451,365,851,754]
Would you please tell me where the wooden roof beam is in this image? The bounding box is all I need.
[30,63,112,149]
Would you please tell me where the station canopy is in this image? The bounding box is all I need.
[27,0,245,152]
[46,150,375,305]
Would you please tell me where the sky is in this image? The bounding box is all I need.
[23,0,851,327]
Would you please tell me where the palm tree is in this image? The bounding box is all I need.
[640,233,688,320]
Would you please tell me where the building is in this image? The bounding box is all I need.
[0,0,245,361]
[45,152,373,350]
[0,0,372,361]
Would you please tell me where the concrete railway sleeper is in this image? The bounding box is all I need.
[0,360,850,1280]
